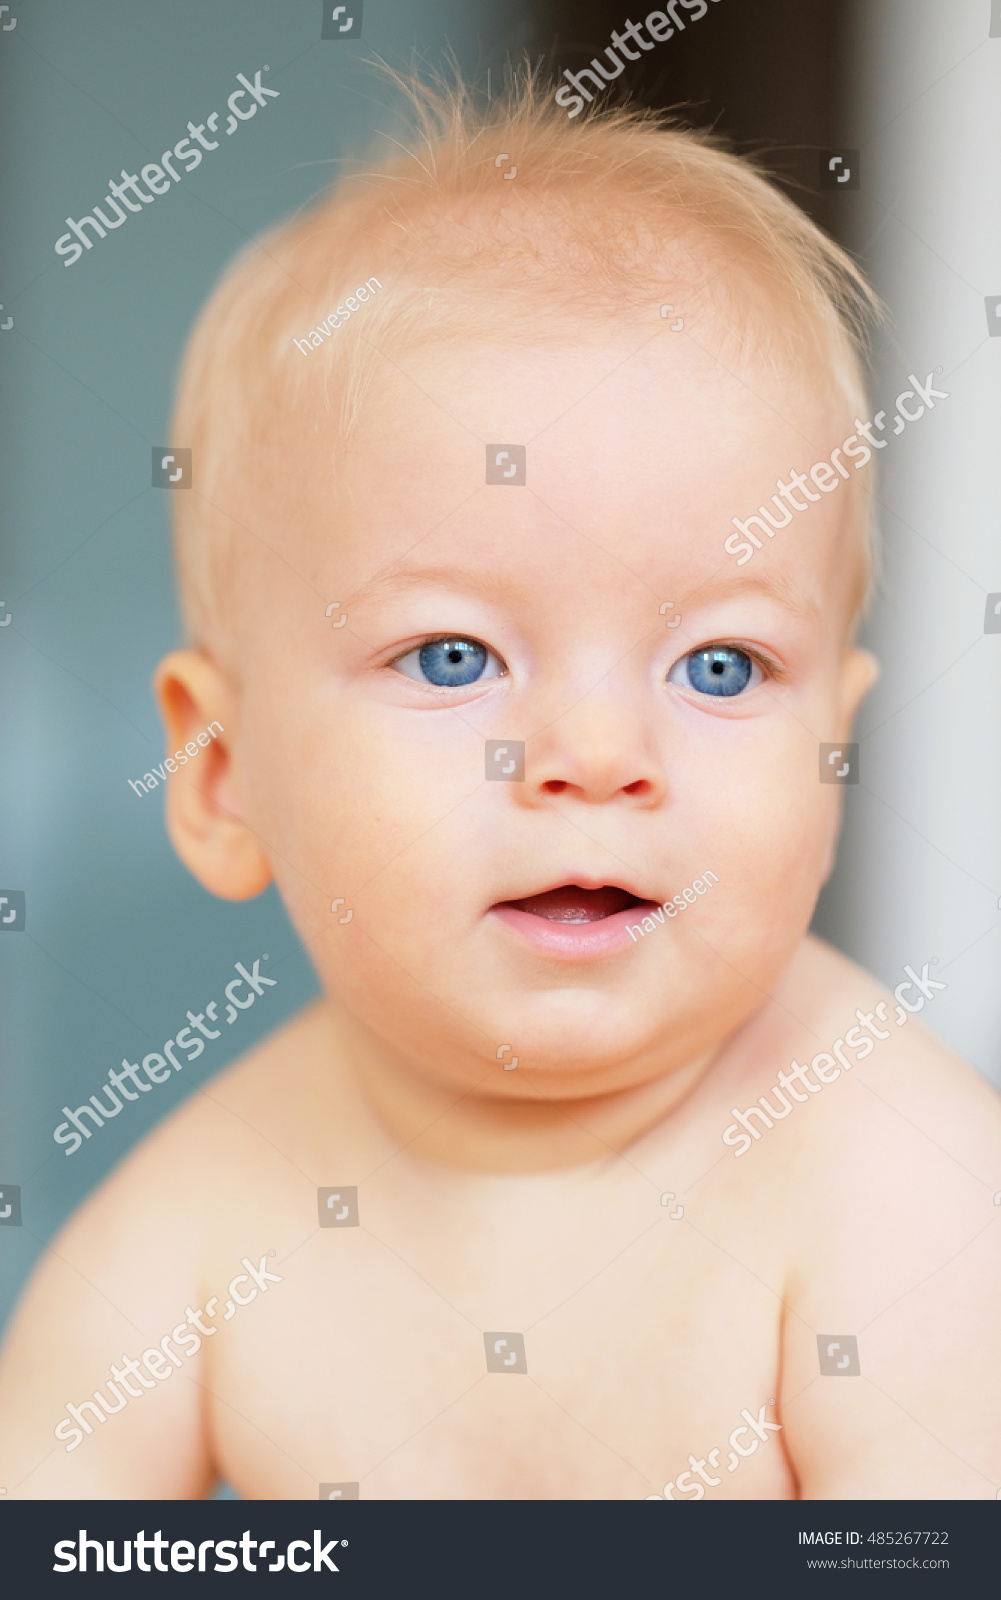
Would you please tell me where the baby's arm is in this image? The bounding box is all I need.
[780,1034,1001,1499]
[0,1126,217,1499]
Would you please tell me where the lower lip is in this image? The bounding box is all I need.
[488,903,659,960]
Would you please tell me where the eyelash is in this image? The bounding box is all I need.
[388,635,507,689]
[387,636,780,690]
[674,641,778,679]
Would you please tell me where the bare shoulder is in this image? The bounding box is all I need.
[760,937,1001,1498]
[778,934,1001,1154]
[0,1001,333,1497]
[760,934,1001,1256]
[51,998,334,1240]
[46,999,358,1317]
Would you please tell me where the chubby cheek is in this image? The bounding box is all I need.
[689,742,834,987]
[246,693,491,976]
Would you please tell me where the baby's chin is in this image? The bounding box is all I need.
[324,956,760,1100]
[465,981,747,1087]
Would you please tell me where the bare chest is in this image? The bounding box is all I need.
[209,1193,794,1501]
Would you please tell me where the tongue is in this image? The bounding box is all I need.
[504,885,639,923]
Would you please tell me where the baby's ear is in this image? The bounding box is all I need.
[839,646,880,727]
[153,650,272,901]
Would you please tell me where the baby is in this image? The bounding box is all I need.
[2,76,999,1503]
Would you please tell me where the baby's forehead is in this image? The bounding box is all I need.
[336,318,846,511]
[312,326,855,621]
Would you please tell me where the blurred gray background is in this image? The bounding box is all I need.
[1,0,998,1352]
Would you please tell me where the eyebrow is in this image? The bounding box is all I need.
[355,560,821,624]
[349,563,515,608]
[681,567,822,621]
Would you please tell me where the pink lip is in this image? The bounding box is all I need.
[488,902,657,960]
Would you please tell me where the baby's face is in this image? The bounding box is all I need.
[225,322,873,1098]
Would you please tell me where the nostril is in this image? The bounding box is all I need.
[623,779,650,796]
[541,780,567,794]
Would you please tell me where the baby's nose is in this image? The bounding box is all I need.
[522,696,666,806]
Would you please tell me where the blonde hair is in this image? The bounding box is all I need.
[171,63,882,654]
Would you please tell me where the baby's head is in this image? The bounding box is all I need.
[156,72,881,1114]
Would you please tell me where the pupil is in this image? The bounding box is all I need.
[448,649,463,663]
[684,645,752,698]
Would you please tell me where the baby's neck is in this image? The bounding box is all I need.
[322,1001,717,1174]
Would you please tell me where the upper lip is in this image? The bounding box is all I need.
[490,874,659,907]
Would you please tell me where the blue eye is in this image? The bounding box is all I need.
[392,636,505,688]
[668,646,761,698]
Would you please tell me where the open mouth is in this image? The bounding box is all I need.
[497,884,653,923]
[489,882,660,959]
